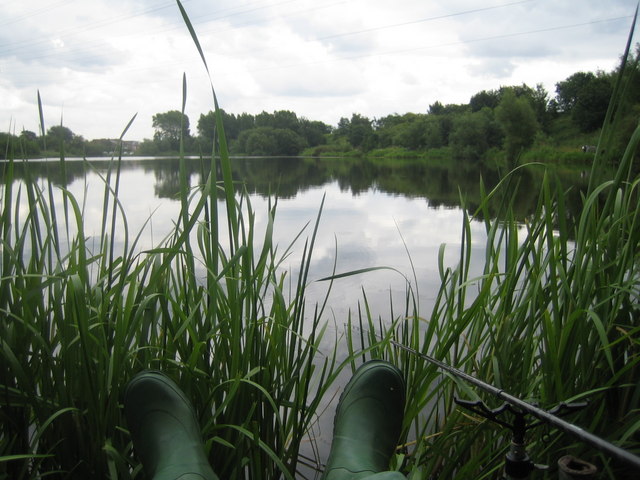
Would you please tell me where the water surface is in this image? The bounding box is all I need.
[2,155,588,473]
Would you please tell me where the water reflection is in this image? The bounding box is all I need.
[1,155,590,328]
[2,156,589,221]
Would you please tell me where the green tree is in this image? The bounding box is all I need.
[271,110,299,132]
[375,114,403,148]
[428,101,446,115]
[555,72,596,112]
[236,112,256,132]
[470,89,500,111]
[138,138,160,156]
[495,89,539,162]
[427,103,468,146]
[273,128,307,155]
[47,125,74,145]
[197,111,215,147]
[450,109,501,162]
[152,110,190,151]
[571,75,613,132]
[386,113,428,150]
[449,113,490,162]
[423,116,445,149]
[335,117,350,136]
[0,132,13,159]
[19,130,40,156]
[245,130,274,155]
[530,83,553,133]
[197,110,233,153]
[299,119,330,147]
[428,102,468,116]
[342,113,376,151]
[85,139,116,156]
[45,125,86,155]
[238,127,306,156]
[20,130,37,142]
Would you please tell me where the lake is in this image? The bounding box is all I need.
[1,154,589,474]
[4,155,588,319]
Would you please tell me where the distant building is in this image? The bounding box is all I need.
[98,139,140,155]
[121,140,140,154]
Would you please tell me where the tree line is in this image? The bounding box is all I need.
[0,127,137,159]
[2,58,638,161]
[136,109,332,157]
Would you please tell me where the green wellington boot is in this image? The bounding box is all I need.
[124,371,218,480]
[321,360,407,480]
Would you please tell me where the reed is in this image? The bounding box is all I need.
[354,14,640,480]
[0,111,344,480]
[2,2,639,479]
[0,7,347,480]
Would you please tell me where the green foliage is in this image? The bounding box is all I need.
[0,132,12,159]
[355,29,640,479]
[197,110,329,155]
[298,118,331,147]
[450,109,502,162]
[375,113,445,151]
[152,110,190,151]
[556,71,598,112]
[136,138,161,155]
[495,89,540,162]
[47,125,74,144]
[0,101,340,480]
[469,89,500,111]
[1,2,639,478]
[554,71,614,133]
[197,108,241,146]
[336,113,377,151]
[17,131,40,157]
[262,109,299,130]
[572,75,614,132]
[242,128,277,155]
[237,127,307,156]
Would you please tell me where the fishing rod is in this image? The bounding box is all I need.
[388,338,640,478]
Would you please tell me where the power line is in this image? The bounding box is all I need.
[0,0,530,68]
[0,0,179,56]
[0,0,76,27]
[0,0,303,56]
[4,14,631,84]
[0,0,341,67]
[315,0,535,42]
[1,0,633,83]
[211,15,633,77]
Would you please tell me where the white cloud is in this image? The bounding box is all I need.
[2,0,638,141]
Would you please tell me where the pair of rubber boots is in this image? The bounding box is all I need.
[124,360,406,480]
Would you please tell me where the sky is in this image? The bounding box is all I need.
[1,0,638,141]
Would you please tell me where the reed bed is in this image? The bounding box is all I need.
[359,20,640,480]
[0,104,347,479]
[2,2,639,479]
[0,7,348,479]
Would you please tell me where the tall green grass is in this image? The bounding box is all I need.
[0,108,342,479]
[2,2,639,479]
[357,15,640,480]
[0,5,351,480]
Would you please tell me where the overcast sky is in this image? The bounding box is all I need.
[2,0,637,141]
